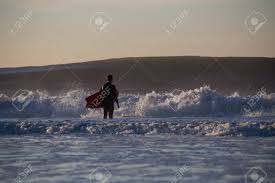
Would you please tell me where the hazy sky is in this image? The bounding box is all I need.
[0,0,274,67]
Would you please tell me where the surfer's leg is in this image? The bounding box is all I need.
[103,106,108,119]
[109,111,113,119]
[109,104,114,119]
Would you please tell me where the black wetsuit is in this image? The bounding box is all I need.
[101,82,118,119]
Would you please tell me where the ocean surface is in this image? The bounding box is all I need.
[1,86,275,183]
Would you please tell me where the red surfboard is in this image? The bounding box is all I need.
[85,91,105,109]
[86,86,119,109]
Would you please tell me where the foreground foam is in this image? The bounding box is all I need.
[1,119,275,136]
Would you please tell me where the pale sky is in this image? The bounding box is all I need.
[0,0,274,67]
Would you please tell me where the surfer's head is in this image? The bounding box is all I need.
[107,74,113,82]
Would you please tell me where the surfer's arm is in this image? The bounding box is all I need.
[115,98,119,108]
[100,84,105,91]
[113,85,119,108]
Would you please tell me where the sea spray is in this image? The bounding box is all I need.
[0,86,274,118]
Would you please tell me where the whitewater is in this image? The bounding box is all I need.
[1,86,275,183]
[1,86,275,119]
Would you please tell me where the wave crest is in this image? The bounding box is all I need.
[0,86,275,118]
[0,119,275,136]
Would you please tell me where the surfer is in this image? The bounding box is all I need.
[101,74,119,119]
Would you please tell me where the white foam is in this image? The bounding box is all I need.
[0,86,275,118]
[0,118,274,136]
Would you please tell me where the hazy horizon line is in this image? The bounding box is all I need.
[1,55,275,69]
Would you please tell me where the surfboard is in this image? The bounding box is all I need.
[85,91,105,109]
[86,85,119,109]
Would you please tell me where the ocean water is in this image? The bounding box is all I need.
[1,117,275,183]
[1,86,275,183]
[1,127,275,183]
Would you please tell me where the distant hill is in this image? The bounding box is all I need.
[0,56,275,95]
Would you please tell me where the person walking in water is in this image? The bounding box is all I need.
[101,74,119,119]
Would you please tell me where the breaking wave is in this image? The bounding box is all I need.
[0,86,275,118]
[0,119,275,136]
